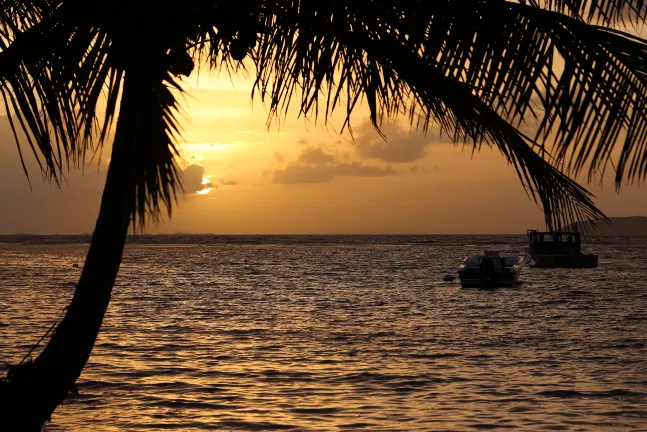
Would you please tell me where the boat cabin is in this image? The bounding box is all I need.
[461,251,520,272]
[527,230,581,255]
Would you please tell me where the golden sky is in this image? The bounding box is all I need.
[1,70,646,234]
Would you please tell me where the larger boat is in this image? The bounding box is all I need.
[525,230,598,268]
[457,251,524,288]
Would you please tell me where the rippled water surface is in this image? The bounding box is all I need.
[1,235,646,431]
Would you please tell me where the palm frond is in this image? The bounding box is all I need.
[0,2,96,182]
[364,1,647,190]
[452,3,647,189]
[0,1,183,227]
[131,71,184,230]
[251,0,647,228]
[95,23,187,229]
[521,10,647,187]
[523,0,647,25]
[0,0,49,37]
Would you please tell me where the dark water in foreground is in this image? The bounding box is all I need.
[1,235,646,431]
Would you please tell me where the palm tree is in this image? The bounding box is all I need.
[2,0,647,428]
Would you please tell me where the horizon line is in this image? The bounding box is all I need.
[3,217,644,238]
[3,232,534,236]
[0,231,590,236]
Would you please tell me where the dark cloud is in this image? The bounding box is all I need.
[274,162,395,184]
[182,163,213,194]
[272,145,395,184]
[220,180,238,186]
[354,120,445,163]
[297,146,337,165]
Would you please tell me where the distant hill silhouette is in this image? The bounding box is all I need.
[567,216,647,236]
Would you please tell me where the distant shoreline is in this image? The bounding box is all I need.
[568,216,647,236]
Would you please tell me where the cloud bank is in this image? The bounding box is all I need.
[353,120,445,163]
[272,144,395,184]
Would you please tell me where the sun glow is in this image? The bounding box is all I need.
[197,176,213,195]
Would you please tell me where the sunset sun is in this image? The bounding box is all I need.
[197,177,213,195]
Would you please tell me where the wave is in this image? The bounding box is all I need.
[538,389,645,400]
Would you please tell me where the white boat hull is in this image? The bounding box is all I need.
[457,252,524,289]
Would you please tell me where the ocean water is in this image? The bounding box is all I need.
[1,235,646,431]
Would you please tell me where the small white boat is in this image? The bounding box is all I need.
[457,251,524,288]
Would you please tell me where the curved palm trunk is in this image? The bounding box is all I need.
[0,72,146,430]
